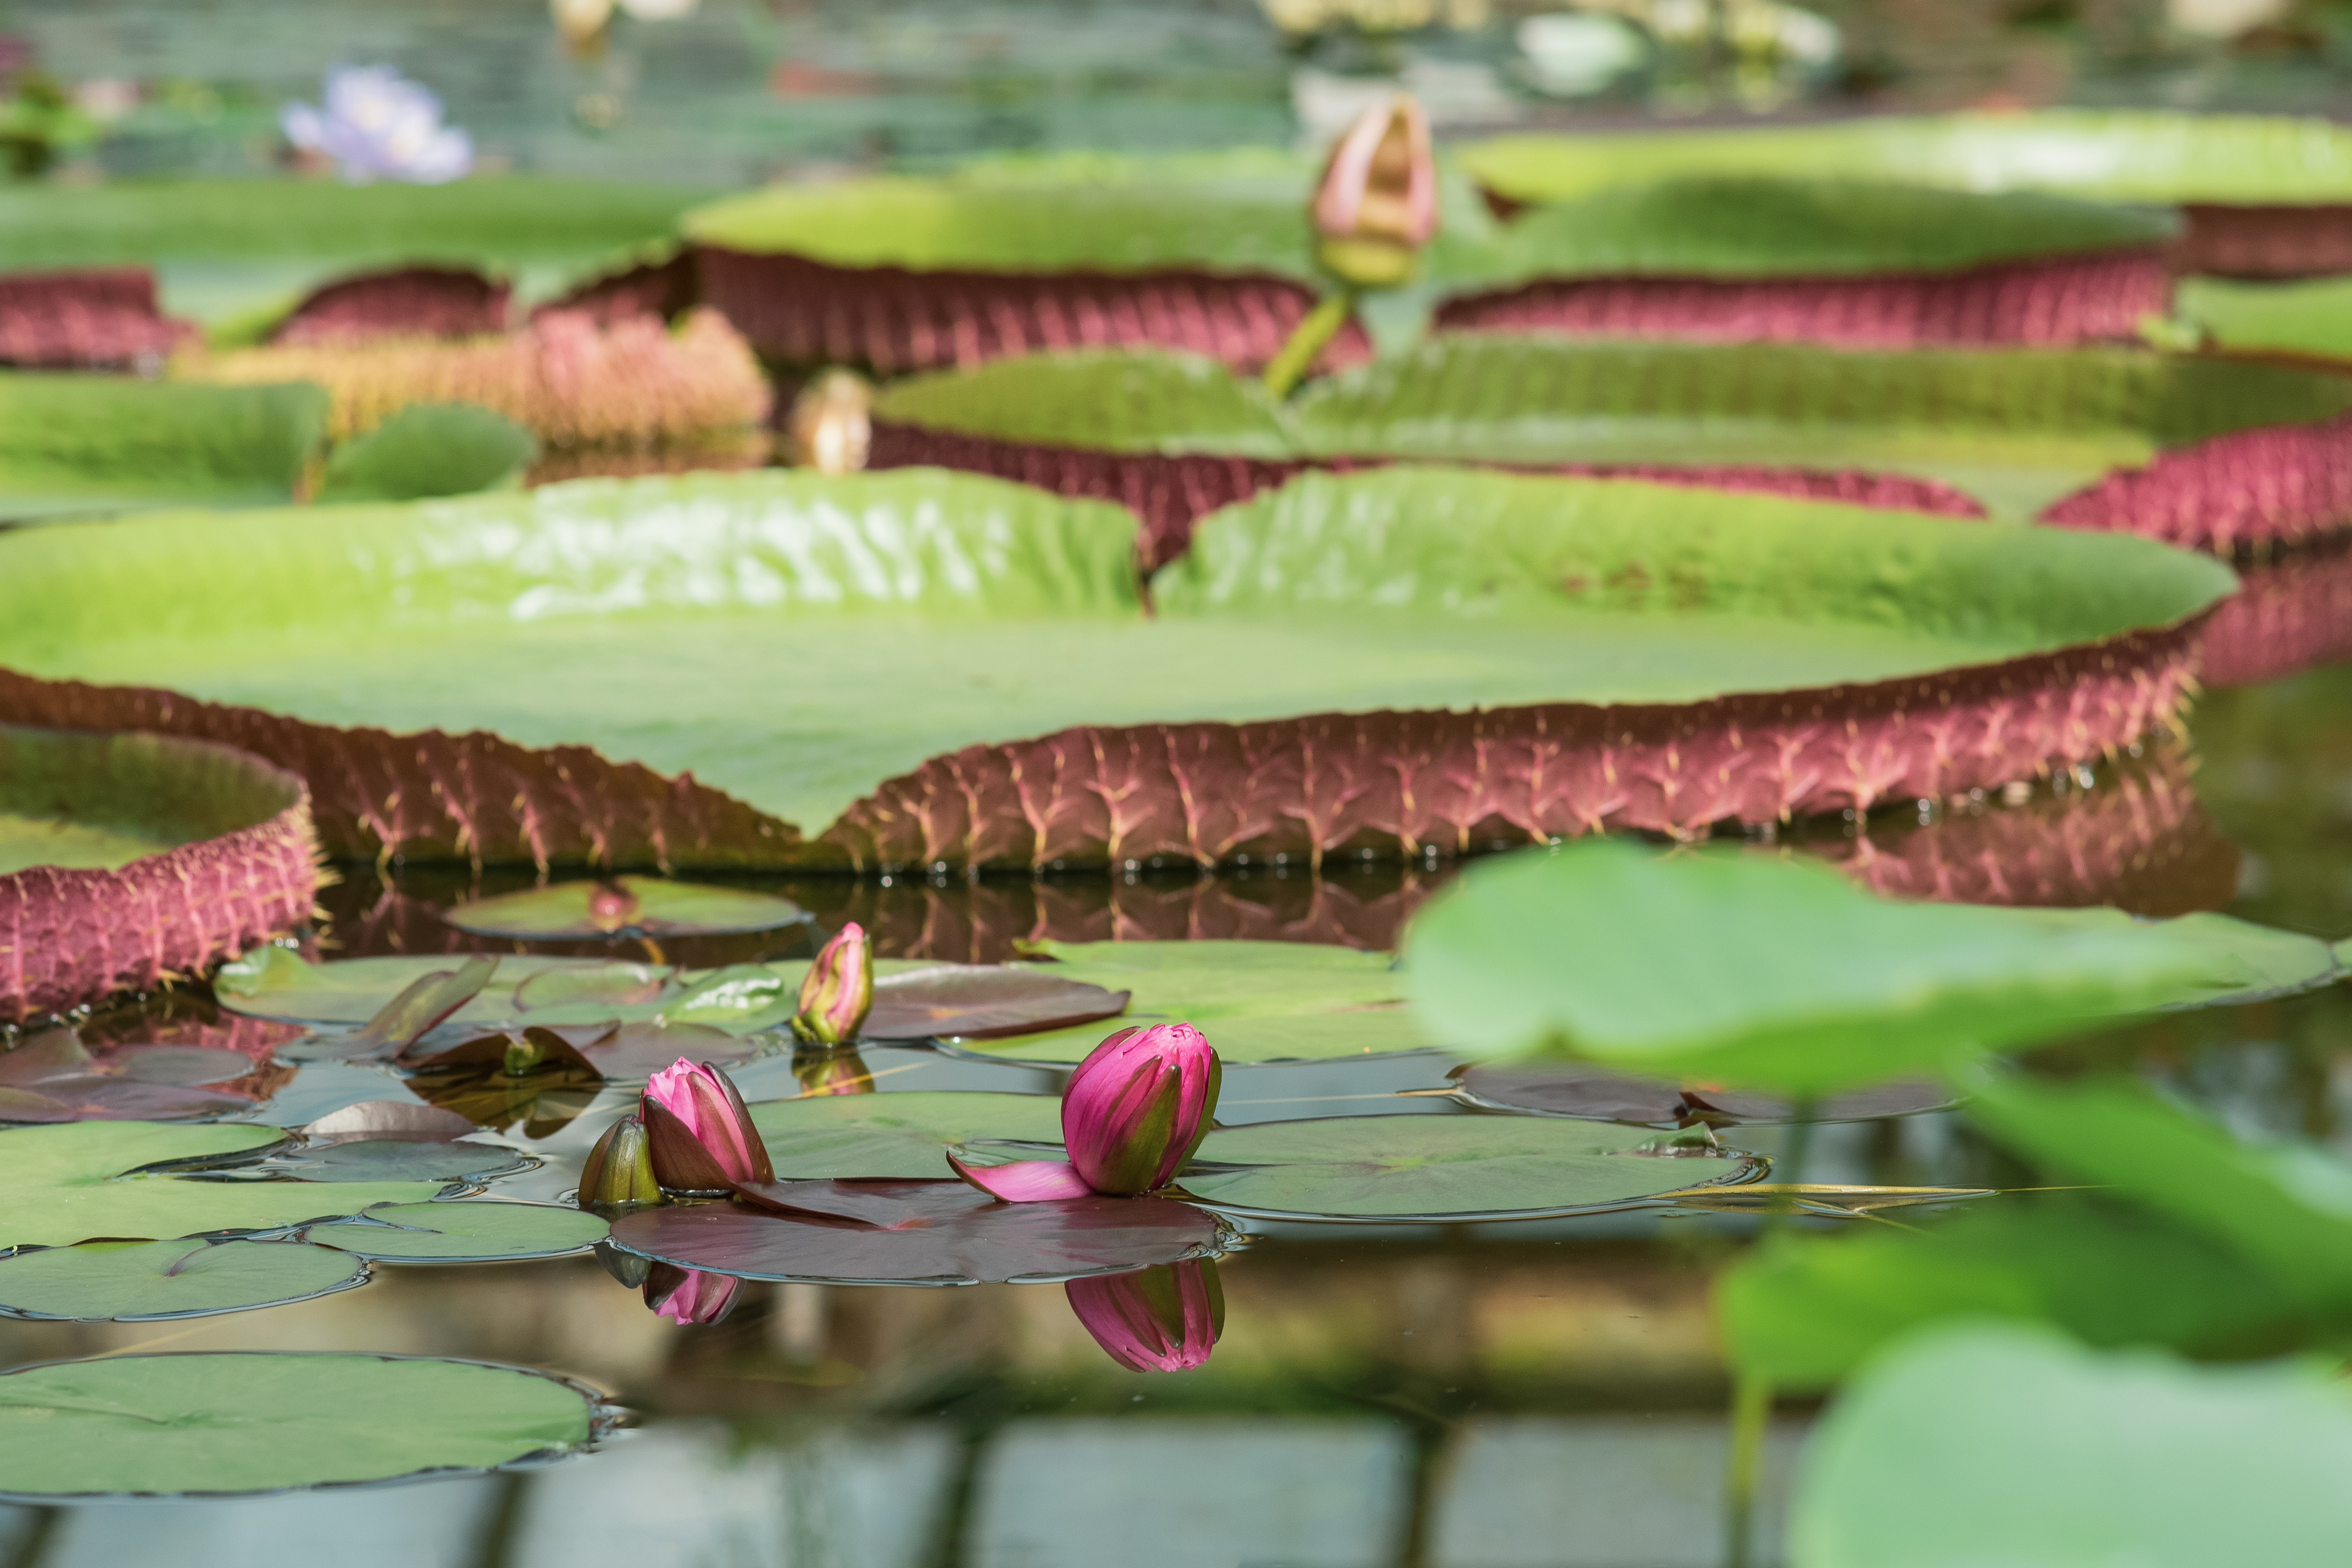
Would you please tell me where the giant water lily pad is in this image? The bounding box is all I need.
[1404,842,2335,1096]
[1177,1113,1756,1221]
[0,1238,366,1322]
[302,1202,607,1262]
[0,1122,444,1251]
[0,1351,599,1498]
[441,876,809,941]
[1789,1324,2352,1568]
[0,467,2233,874]
[609,1183,1222,1285]
[750,1091,1067,1180]
[0,374,329,522]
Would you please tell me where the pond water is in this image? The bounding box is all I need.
[0,641,2340,1567]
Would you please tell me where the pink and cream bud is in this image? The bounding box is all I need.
[642,1057,775,1192]
[792,922,874,1047]
[1311,94,1439,288]
[1063,1023,1221,1195]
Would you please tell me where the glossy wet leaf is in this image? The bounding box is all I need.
[0,1121,444,1251]
[861,964,1131,1042]
[316,401,536,504]
[443,876,809,940]
[302,1201,607,1262]
[0,374,329,522]
[302,1100,476,1139]
[0,468,2232,841]
[1403,842,2305,1096]
[0,1351,597,1498]
[0,1238,365,1322]
[215,949,641,1027]
[1177,1114,1755,1220]
[609,1182,1222,1285]
[1965,1072,2352,1307]
[750,1091,1067,1179]
[0,1032,261,1124]
[1717,1193,2313,1392]
[514,960,667,1011]
[1789,1324,2352,1568]
[349,954,499,1055]
[272,1138,533,1185]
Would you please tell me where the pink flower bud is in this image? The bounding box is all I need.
[1062,1023,1221,1195]
[946,1152,1098,1202]
[644,1263,741,1325]
[1311,94,1437,287]
[642,1057,775,1192]
[792,922,874,1046]
[1066,1260,1224,1373]
[586,880,639,932]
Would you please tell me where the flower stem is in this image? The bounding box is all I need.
[1261,289,1356,399]
[1724,1371,1773,1568]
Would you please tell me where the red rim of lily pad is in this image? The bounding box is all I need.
[607,1181,1227,1285]
[0,726,317,1023]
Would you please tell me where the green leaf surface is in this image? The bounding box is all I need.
[316,403,536,505]
[0,374,327,522]
[273,1139,533,1184]
[1716,1194,2317,1392]
[1179,1113,1754,1219]
[2180,273,2352,364]
[1788,1324,2352,1568]
[874,349,1297,458]
[963,1008,1435,1066]
[749,1090,1067,1179]
[1965,1072,2352,1307]
[1480,178,2176,283]
[0,1122,443,1252]
[0,1239,365,1322]
[0,468,2232,839]
[301,1201,607,1261]
[442,876,808,940]
[1460,110,2352,206]
[1401,842,2304,1095]
[0,1351,596,1498]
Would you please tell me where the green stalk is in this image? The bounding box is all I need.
[1764,1095,1820,1235]
[1261,288,1356,399]
[1724,1371,1773,1568]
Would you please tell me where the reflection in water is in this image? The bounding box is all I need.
[645,1263,742,1326]
[795,1046,876,1097]
[1066,1259,1225,1374]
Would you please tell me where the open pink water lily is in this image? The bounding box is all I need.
[644,1264,740,1325]
[951,1022,1221,1203]
[1311,93,1438,288]
[792,921,874,1046]
[642,1057,775,1192]
[1066,1259,1224,1373]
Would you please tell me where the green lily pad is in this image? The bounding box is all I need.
[2180,273,2352,364]
[1788,1324,2352,1568]
[271,1139,534,1185]
[0,374,329,523]
[964,1008,1433,1067]
[0,1238,366,1322]
[442,876,808,940]
[749,1091,1067,1180]
[0,1121,445,1252]
[315,402,536,505]
[1178,1113,1755,1220]
[0,1350,599,1498]
[301,1201,608,1262]
[0,1032,262,1125]
[1403,841,2328,1096]
[1460,110,2352,206]
[0,466,2234,848]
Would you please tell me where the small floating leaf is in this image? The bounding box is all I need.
[0,1032,263,1124]
[316,401,536,504]
[349,955,500,1055]
[442,876,808,941]
[1178,1114,1756,1220]
[609,1182,1223,1285]
[303,1201,608,1261]
[272,1139,534,1185]
[749,1091,1067,1180]
[0,1122,446,1251]
[302,1101,476,1140]
[0,1238,365,1322]
[861,963,1130,1042]
[514,961,666,1012]
[0,1351,597,1498]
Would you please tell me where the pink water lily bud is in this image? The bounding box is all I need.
[1066,1259,1224,1373]
[947,1151,1098,1202]
[644,1263,740,1325]
[642,1057,775,1192]
[587,880,640,932]
[792,922,874,1047]
[1064,1023,1221,1195]
[1312,94,1438,288]
[576,1112,663,1211]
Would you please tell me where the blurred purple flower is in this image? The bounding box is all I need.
[281,65,472,184]
[1066,1260,1224,1373]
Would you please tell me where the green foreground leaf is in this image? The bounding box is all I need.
[0,1239,364,1322]
[302,1202,608,1261]
[0,374,327,522]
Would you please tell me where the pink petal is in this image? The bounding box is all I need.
[947,1153,1096,1203]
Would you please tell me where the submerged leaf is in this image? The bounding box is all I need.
[0,1238,365,1322]
[443,876,808,941]
[0,1351,597,1498]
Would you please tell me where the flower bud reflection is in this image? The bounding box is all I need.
[1066,1259,1224,1372]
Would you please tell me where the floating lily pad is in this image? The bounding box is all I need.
[215,948,623,1028]
[349,955,499,1055]
[0,1122,445,1252]
[608,1182,1223,1285]
[1177,1114,1756,1221]
[0,1351,599,1499]
[302,1202,607,1262]
[960,1007,1434,1067]
[1454,1065,1958,1125]
[0,1238,366,1322]
[0,374,329,522]
[315,402,536,505]
[1404,842,2330,1097]
[749,1091,1067,1180]
[1789,1324,2352,1568]
[0,1031,261,1125]
[862,964,1131,1042]
[514,960,668,1011]
[302,1100,477,1140]
[441,876,809,941]
[272,1139,534,1185]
